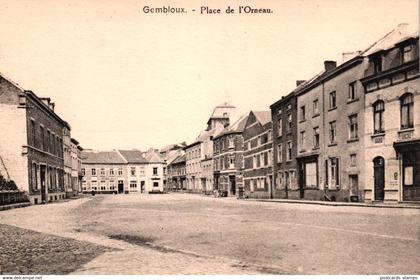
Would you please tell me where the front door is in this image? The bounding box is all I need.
[299,163,305,199]
[229,176,236,196]
[40,165,47,203]
[118,180,124,194]
[373,157,385,201]
[140,181,145,193]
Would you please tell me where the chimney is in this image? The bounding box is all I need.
[324,60,337,72]
[296,80,306,87]
[342,51,362,63]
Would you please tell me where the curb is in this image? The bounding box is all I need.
[0,202,31,211]
[255,199,420,209]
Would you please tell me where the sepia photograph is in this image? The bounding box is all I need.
[0,0,419,278]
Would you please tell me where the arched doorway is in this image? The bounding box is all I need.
[373,156,385,201]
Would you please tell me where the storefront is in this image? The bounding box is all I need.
[394,140,420,202]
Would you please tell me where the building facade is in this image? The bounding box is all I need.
[185,141,202,193]
[81,150,127,194]
[63,125,73,197]
[118,150,149,194]
[213,114,248,197]
[167,154,186,191]
[70,138,81,196]
[361,31,419,202]
[0,74,69,204]
[270,92,299,199]
[243,111,273,199]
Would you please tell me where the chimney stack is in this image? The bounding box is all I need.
[296,80,306,87]
[324,60,337,72]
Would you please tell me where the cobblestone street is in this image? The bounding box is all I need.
[0,194,419,274]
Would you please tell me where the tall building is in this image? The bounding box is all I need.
[185,102,236,194]
[70,138,81,196]
[361,27,419,202]
[213,114,248,197]
[242,111,273,199]
[0,74,69,204]
[270,92,299,199]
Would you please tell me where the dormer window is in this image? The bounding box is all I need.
[372,54,382,74]
[402,45,414,63]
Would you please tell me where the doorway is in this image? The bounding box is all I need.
[373,156,385,201]
[140,181,145,193]
[40,165,47,203]
[229,176,236,196]
[118,180,124,194]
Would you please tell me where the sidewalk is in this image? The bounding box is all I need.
[255,198,420,209]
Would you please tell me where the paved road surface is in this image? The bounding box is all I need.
[0,194,419,274]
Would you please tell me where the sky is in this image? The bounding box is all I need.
[0,0,418,150]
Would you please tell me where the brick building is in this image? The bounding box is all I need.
[70,138,81,195]
[0,74,69,204]
[243,111,273,199]
[213,114,248,197]
[361,27,419,202]
[270,92,299,199]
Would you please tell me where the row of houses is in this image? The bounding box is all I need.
[0,73,83,205]
[166,24,419,203]
[80,149,166,194]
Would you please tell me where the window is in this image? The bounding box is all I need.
[256,154,261,168]
[91,180,97,190]
[268,150,272,165]
[46,130,51,152]
[130,181,137,189]
[268,130,272,141]
[350,154,357,167]
[229,155,235,168]
[91,168,96,176]
[277,120,282,137]
[261,133,268,144]
[348,115,358,140]
[277,109,282,115]
[300,131,306,147]
[401,93,413,129]
[349,82,357,101]
[277,144,282,163]
[100,180,106,190]
[373,55,382,73]
[304,162,317,188]
[300,106,306,121]
[329,91,336,109]
[109,180,115,190]
[153,167,158,176]
[373,100,385,134]
[153,182,159,187]
[30,120,36,146]
[313,99,319,116]
[130,167,136,176]
[326,157,340,188]
[287,114,292,132]
[109,169,114,176]
[228,137,234,148]
[263,152,268,166]
[32,163,38,190]
[287,141,292,161]
[402,45,414,63]
[118,168,123,175]
[329,121,336,144]
[40,125,45,150]
[82,181,87,191]
[313,127,320,148]
[100,168,105,175]
[81,168,85,176]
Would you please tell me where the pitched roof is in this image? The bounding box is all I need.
[214,114,249,139]
[362,24,417,56]
[144,150,165,163]
[253,111,272,126]
[81,150,126,164]
[171,154,186,165]
[118,150,148,164]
